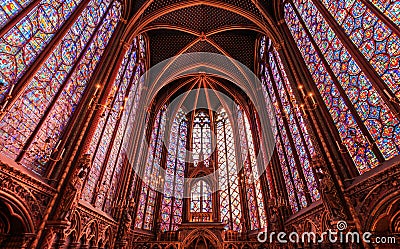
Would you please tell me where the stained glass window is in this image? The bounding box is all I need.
[319,0,400,99]
[192,111,212,167]
[368,0,400,26]
[135,106,167,230]
[190,180,212,213]
[160,108,187,232]
[0,0,83,100]
[0,0,34,29]
[284,1,400,173]
[81,35,145,210]
[269,50,319,201]
[0,0,121,175]
[237,108,267,230]
[217,109,242,231]
[261,66,303,212]
[290,0,400,162]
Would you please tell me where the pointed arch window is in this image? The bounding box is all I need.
[81,35,146,213]
[217,108,242,231]
[258,36,320,212]
[237,108,267,230]
[160,108,188,232]
[192,111,212,167]
[135,106,167,230]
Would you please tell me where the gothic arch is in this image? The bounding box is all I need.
[0,192,35,248]
[367,193,400,234]
[183,228,221,249]
[0,192,35,234]
[79,219,99,247]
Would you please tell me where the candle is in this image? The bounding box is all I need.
[94,85,100,96]
[8,84,14,96]
[383,89,391,99]
[60,148,65,158]
[309,93,316,105]
[335,140,341,149]
[298,85,305,97]
[1,100,8,111]
[88,97,94,107]
[54,140,62,151]
[300,104,306,115]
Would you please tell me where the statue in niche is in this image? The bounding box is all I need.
[267,198,282,232]
[316,168,347,221]
[55,154,92,221]
[117,198,135,242]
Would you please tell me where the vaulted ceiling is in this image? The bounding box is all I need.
[121,0,281,72]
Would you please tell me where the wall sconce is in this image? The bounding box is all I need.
[29,138,65,164]
[298,85,318,115]
[90,86,127,119]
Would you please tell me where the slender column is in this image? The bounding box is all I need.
[304,101,369,248]
[0,0,92,120]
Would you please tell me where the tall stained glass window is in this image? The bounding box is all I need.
[0,0,121,175]
[135,106,167,230]
[258,36,320,212]
[160,108,188,232]
[217,108,242,231]
[190,180,212,213]
[192,111,212,167]
[237,108,267,230]
[319,0,400,99]
[81,35,146,213]
[283,0,400,173]
[0,0,84,98]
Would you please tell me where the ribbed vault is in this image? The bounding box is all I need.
[121,0,282,72]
